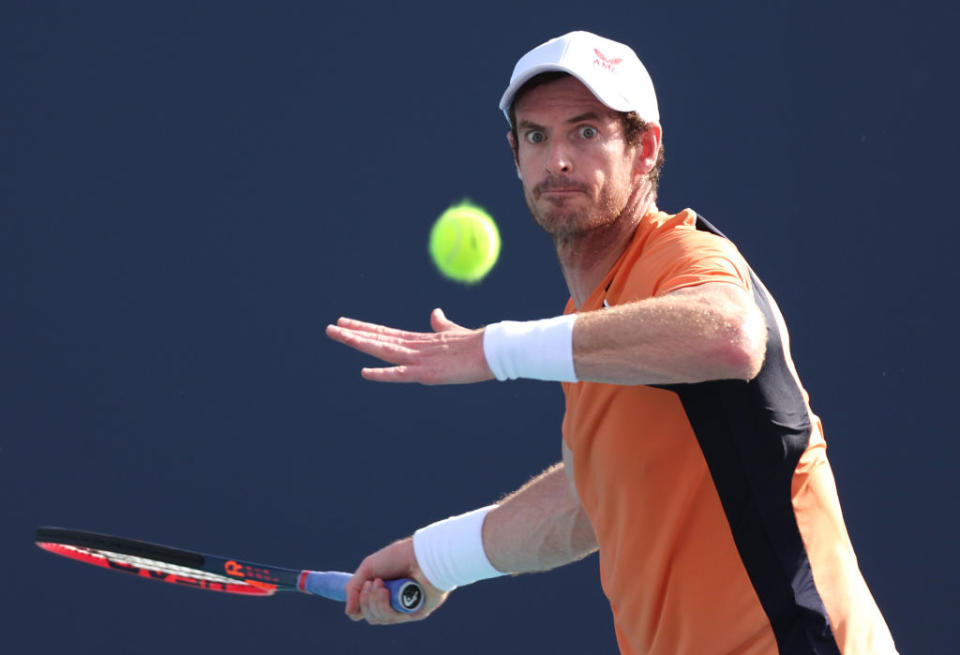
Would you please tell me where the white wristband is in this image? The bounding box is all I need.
[483,314,578,382]
[412,505,504,592]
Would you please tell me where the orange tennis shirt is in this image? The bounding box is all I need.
[561,209,897,655]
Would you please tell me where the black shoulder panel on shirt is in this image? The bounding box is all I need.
[654,212,842,655]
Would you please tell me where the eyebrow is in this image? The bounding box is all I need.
[517,112,605,132]
[517,118,545,132]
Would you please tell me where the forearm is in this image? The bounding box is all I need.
[483,463,597,574]
[348,463,595,623]
[572,285,766,385]
[482,283,766,387]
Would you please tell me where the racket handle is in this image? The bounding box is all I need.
[298,571,425,614]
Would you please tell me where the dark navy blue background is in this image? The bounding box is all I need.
[4,1,957,653]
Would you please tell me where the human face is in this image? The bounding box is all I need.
[511,76,640,239]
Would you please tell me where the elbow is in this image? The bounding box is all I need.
[713,311,767,382]
[724,340,765,382]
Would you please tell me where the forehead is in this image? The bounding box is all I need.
[513,76,617,125]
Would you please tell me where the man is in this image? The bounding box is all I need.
[326,31,898,655]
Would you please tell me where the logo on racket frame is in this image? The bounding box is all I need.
[224,560,280,583]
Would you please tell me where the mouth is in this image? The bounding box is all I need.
[536,185,588,200]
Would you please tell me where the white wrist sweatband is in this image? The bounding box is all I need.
[412,505,504,592]
[483,314,578,382]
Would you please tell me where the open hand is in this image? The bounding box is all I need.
[326,308,494,385]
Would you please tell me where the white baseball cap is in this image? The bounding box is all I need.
[499,31,660,125]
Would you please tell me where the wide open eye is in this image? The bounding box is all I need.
[578,125,598,139]
[525,130,546,144]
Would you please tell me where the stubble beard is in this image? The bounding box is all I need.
[524,182,631,242]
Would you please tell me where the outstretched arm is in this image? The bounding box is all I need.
[326,282,765,386]
[345,459,594,625]
[572,282,765,384]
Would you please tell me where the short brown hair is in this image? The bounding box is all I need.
[507,72,665,190]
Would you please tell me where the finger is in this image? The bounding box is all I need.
[359,580,375,623]
[362,579,384,623]
[361,365,453,385]
[328,324,439,352]
[369,579,400,624]
[360,365,420,383]
[326,324,406,348]
[344,580,363,618]
[360,580,392,625]
[345,564,375,620]
[333,317,424,339]
[333,317,450,344]
[328,329,419,364]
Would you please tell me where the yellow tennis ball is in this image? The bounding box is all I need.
[428,201,501,283]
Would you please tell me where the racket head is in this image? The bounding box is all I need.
[35,527,298,596]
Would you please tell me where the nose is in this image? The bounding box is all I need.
[545,140,572,176]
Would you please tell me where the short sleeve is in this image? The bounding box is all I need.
[642,229,752,297]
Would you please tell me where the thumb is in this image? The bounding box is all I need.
[344,564,371,619]
[430,307,460,332]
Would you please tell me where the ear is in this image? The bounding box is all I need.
[507,131,522,180]
[633,123,663,178]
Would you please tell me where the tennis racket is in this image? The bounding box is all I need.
[35,526,424,613]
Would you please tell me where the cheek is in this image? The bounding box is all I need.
[607,153,636,185]
[515,152,535,180]
[595,161,634,203]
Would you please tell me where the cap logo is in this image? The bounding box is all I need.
[592,48,622,72]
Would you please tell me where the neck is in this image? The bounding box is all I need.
[557,190,656,308]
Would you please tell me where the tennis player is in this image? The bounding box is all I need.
[326,31,898,655]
